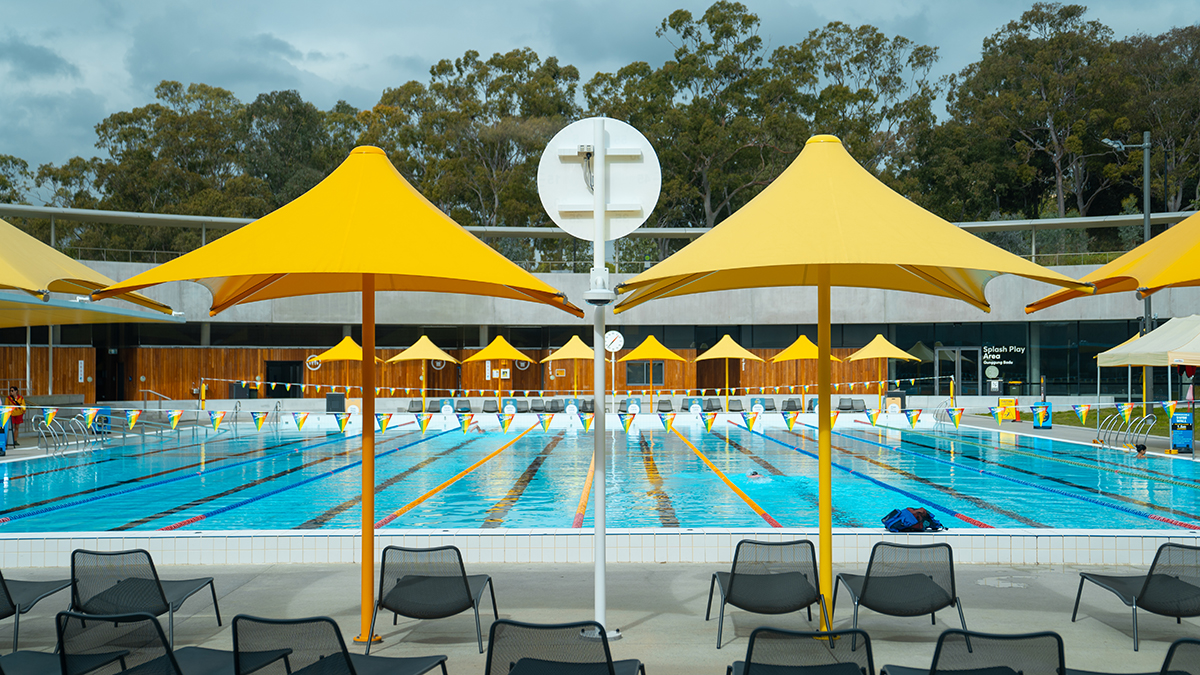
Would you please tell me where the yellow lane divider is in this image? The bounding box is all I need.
[671,427,781,527]
[572,453,596,528]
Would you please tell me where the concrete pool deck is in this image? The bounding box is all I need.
[4,561,1193,674]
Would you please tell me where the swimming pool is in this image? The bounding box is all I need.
[1,414,1198,532]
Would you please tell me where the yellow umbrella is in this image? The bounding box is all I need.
[694,334,764,411]
[614,134,1088,622]
[542,335,605,397]
[464,336,535,407]
[771,335,841,409]
[847,334,919,409]
[386,335,460,411]
[95,145,581,643]
[617,335,685,411]
[312,336,386,399]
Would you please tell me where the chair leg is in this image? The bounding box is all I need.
[830,577,842,622]
[817,595,831,634]
[12,608,20,652]
[716,600,726,649]
[850,602,860,651]
[488,578,499,621]
[1132,603,1139,652]
[474,602,484,654]
[931,611,936,625]
[208,580,222,627]
[807,604,812,621]
[168,609,174,649]
[440,663,448,675]
[956,599,971,653]
[1071,576,1086,622]
[706,574,717,621]
[366,604,380,656]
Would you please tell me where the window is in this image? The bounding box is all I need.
[626,362,664,386]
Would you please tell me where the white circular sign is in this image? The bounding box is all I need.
[985,365,1000,379]
[604,330,624,353]
[537,117,661,241]
[306,355,322,371]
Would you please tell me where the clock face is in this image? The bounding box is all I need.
[604,330,624,352]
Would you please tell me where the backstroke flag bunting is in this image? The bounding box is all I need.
[416,413,433,434]
[376,413,392,434]
[500,413,516,433]
[43,408,57,426]
[703,412,719,432]
[783,411,799,431]
[538,413,554,431]
[830,411,839,428]
[1162,401,1178,417]
[1073,404,1090,425]
[989,407,1004,425]
[618,412,635,433]
[740,411,759,432]
[0,407,11,429]
[84,408,101,429]
[209,410,226,431]
[457,413,474,433]
[659,412,676,432]
[167,409,182,430]
[581,413,595,432]
[947,408,964,429]
[866,409,881,426]
[251,411,268,431]
[293,412,309,431]
[126,409,141,430]
[904,409,921,429]
[1119,402,1135,423]
[333,413,351,433]
[1035,406,1049,426]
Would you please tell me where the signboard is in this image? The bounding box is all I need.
[749,397,766,413]
[1171,412,1193,452]
[998,397,1019,421]
[1032,402,1052,429]
[685,397,703,414]
[78,360,85,383]
[624,397,641,414]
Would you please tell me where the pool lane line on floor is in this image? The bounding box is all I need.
[483,433,566,528]
[740,423,992,528]
[572,453,596,528]
[159,429,456,531]
[0,432,369,525]
[375,423,538,528]
[638,435,681,527]
[846,422,1200,530]
[298,435,481,529]
[717,431,865,528]
[779,429,1046,527]
[670,427,781,527]
[115,431,420,530]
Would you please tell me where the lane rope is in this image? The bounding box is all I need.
[671,427,781,527]
[573,453,596,528]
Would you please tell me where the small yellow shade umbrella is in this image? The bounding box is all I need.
[464,336,534,407]
[542,335,606,398]
[847,334,919,408]
[312,336,385,400]
[617,335,684,411]
[772,335,842,409]
[385,335,460,412]
[694,334,764,411]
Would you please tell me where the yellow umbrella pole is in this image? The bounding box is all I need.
[817,266,833,629]
[878,362,883,410]
[422,360,426,413]
[358,274,378,642]
[725,359,729,411]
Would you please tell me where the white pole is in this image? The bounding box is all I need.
[1096,360,1101,434]
[591,117,610,634]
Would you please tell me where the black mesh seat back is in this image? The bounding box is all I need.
[783,399,799,411]
[483,400,499,413]
[1140,544,1200,617]
[657,399,673,413]
[517,401,530,413]
[234,615,352,675]
[728,540,820,613]
[531,400,546,412]
[1163,638,1200,675]
[455,400,472,413]
[745,628,873,675]
[57,611,179,675]
[72,549,169,617]
[0,571,16,621]
[860,543,955,616]
[408,400,423,413]
[581,399,594,413]
[930,630,1063,675]
[706,398,721,411]
[762,399,777,411]
[729,400,745,412]
[486,620,615,675]
[378,545,472,619]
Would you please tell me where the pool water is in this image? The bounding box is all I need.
[2,416,1198,532]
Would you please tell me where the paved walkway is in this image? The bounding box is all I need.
[5,562,1191,674]
[961,415,1188,455]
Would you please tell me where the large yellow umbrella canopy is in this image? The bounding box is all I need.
[464,336,535,401]
[385,335,460,409]
[94,145,580,643]
[0,291,182,329]
[848,334,920,408]
[1027,211,1200,313]
[613,134,1089,625]
[694,334,763,409]
[314,336,386,364]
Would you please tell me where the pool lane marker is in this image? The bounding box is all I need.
[847,422,1200,530]
[639,435,681,527]
[483,433,565,528]
[375,423,538,528]
[572,453,596,528]
[736,423,993,528]
[670,427,781,527]
[160,429,455,531]
[0,433,364,526]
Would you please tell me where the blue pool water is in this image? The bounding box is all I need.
[2,417,1198,532]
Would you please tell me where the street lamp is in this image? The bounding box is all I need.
[1102,131,1153,407]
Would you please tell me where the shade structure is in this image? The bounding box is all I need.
[613,134,1090,627]
[772,335,842,363]
[694,335,763,409]
[314,336,385,364]
[1027,211,1200,313]
[385,335,460,410]
[94,145,580,644]
[848,334,919,408]
[616,335,685,363]
[1098,315,1200,367]
[463,335,535,364]
[0,291,183,329]
[542,335,604,396]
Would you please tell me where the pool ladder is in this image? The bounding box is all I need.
[1097,412,1157,450]
[36,414,101,455]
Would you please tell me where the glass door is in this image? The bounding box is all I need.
[934,347,983,396]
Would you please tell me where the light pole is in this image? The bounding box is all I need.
[1102,132,1152,408]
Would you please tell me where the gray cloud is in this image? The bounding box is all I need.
[0,35,81,81]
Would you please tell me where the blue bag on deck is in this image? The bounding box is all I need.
[882,507,946,532]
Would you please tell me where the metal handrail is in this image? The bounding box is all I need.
[1100,413,1131,448]
[1096,413,1121,446]
[1126,414,1157,449]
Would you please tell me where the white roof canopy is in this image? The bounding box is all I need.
[1097,315,1200,367]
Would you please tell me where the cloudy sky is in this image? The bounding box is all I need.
[2,0,1194,178]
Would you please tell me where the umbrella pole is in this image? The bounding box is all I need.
[817,266,833,629]
[422,361,426,413]
[878,361,883,410]
[357,274,378,642]
[725,360,729,412]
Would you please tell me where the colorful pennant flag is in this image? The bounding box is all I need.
[1119,402,1135,423]
[582,413,595,432]
[330,412,350,433]
[904,409,921,429]
[659,412,676,432]
[538,413,554,431]
[1073,404,1090,425]
[703,412,719,432]
[740,411,759,432]
[617,412,635,433]
[830,411,839,427]
[125,409,141,430]
[43,408,57,426]
[1,406,13,429]
[1030,405,1049,426]
[376,413,393,434]
[209,410,226,431]
[250,411,268,431]
[866,409,881,426]
[947,408,964,429]
[989,406,1004,425]
[416,413,433,434]
[457,413,474,433]
[782,411,799,431]
[1162,400,1178,417]
[293,412,309,431]
[500,413,516,433]
[84,408,102,429]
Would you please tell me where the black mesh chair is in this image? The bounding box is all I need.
[881,630,1063,675]
[368,545,498,654]
[1160,638,1200,675]
[516,401,530,413]
[618,400,629,413]
[455,400,473,413]
[838,398,854,411]
[729,627,873,675]
[1071,542,1200,651]
[807,399,819,412]
[483,400,500,414]
[485,619,644,675]
[657,399,674,413]
[782,399,800,412]
[851,400,866,412]
[234,614,447,675]
[707,540,829,649]
[1,569,70,651]
[0,578,66,673]
[705,398,722,412]
[530,399,546,413]
[548,400,565,413]
[407,400,424,413]
[581,399,595,413]
[728,399,745,413]
[70,549,222,647]
[762,399,777,412]
[834,542,966,641]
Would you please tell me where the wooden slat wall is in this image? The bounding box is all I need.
[0,346,95,403]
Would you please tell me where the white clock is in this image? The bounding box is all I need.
[604,330,624,353]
